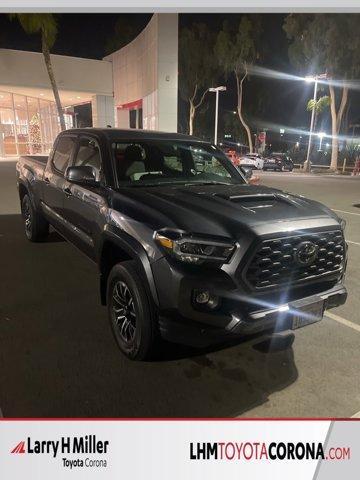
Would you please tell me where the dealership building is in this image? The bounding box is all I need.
[0,13,178,157]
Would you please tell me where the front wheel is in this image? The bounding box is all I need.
[107,261,158,360]
[21,194,49,242]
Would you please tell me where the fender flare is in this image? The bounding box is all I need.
[98,228,159,307]
[17,169,41,210]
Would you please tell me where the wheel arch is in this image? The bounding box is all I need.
[98,231,159,308]
[18,180,29,203]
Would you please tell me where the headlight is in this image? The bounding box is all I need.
[154,230,236,265]
[340,218,346,231]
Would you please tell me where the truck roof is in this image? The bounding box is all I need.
[62,128,206,143]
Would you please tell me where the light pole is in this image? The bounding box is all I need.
[304,73,327,171]
[318,132,326,151]
[209,86,226,145]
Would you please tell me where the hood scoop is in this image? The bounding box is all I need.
[214,193,294,213]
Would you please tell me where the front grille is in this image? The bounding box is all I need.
[245,230,345,290]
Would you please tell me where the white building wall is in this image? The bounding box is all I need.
[117,109,130,129]
[105,13,178,133]
[143,91,158,130]
[156,14,178,132]
[91,95,115,127]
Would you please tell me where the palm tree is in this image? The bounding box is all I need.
[306,95,330,133]
[304,95,330,170]
[9,14,66,131]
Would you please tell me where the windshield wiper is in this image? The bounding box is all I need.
[184,181,234,186]
[121,180,236,188]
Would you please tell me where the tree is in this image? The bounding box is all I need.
[307,95,330,122]
[306,94,330,160]
[215,16,261,153]
[9,14,65,131]
[29,113,42,153]
[283,14,360,171]
[179,24,217,136]
[220,111,246,145]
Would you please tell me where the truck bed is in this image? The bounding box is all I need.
[20,155,48,165]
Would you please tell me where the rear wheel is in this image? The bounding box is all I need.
[107,261,158,360]
[21,194,49,242]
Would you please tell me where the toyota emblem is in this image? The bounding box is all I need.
[294,241,319,266]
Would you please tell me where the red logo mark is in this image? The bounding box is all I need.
[11,441,26,454]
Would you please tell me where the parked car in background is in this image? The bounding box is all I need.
[263,153,294,172]
[239,153,264,170]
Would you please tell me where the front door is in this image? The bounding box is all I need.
[41,134,77,234]
[62,135,108,259]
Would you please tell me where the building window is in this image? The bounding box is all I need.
[0,90,73,157]
[129,109,137,129]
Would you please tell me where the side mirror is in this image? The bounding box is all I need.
[240,166,253,180]
[65,166,99,187]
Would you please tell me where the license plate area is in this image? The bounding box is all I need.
[292,300,324,330]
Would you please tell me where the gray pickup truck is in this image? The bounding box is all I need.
[16,128,347,360]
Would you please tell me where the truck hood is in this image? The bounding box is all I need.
[111,183,341,239]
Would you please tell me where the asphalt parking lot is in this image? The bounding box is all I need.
[0,161,359,418]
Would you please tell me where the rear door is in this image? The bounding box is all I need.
[62,135,108,259]
[41,134,77,232]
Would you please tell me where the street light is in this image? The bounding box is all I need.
[304,73,327,171]
[209,86,227,145]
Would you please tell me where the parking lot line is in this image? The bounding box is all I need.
[325,311,360,333]
[351,410,360,418]
[333,209,360,217]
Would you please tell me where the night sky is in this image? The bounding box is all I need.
[0,13,355,139]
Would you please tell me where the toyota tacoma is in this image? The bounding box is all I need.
[16,129,347,360]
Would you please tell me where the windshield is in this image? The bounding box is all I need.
[112,140,246,187]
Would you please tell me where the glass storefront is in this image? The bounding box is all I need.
[0,91,73,157]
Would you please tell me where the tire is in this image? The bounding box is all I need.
[107,261,158,360]
[21,193,49,242]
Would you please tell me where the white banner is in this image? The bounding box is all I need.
[1,420,358,479]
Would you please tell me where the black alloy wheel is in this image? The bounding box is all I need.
[112,280,137,344]
[107,261,157,360]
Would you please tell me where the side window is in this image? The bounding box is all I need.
[74,137,102,180]
[164,156,183,172]
[52,136,76,174]
[190,146,231,177]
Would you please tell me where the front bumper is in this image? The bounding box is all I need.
[159,283,347,348]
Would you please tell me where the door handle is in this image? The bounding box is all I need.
[63,187,72,197]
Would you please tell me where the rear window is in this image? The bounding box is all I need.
[52,136,76,173]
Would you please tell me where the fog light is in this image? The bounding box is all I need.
[193,289,220,310]
[195,290,210,304]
